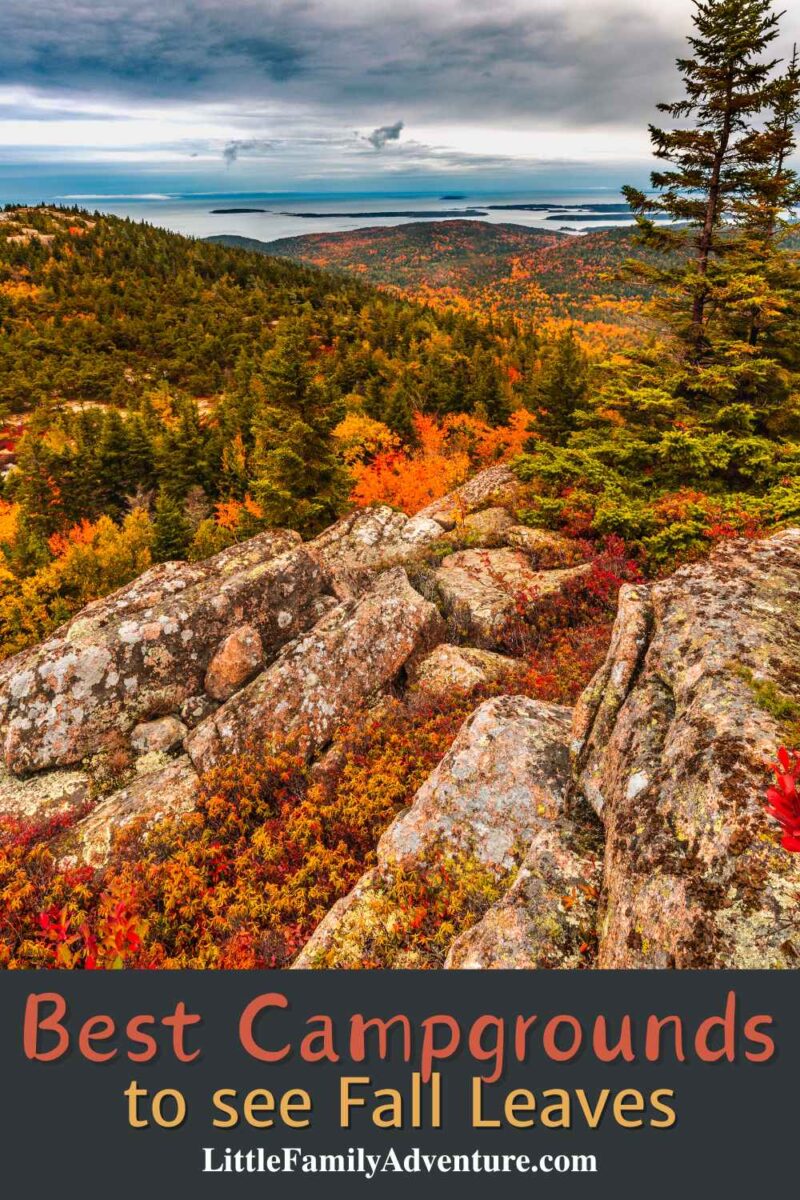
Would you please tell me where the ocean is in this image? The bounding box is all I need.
[45,189,637,243]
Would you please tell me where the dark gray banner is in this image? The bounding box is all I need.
[0,971,792,1197]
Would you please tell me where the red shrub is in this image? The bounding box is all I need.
[765,747,800,851]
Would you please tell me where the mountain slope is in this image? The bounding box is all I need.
[209,220,653,321]
[218,221,563,290]
[0,206,542,662]
[0,207,529,416]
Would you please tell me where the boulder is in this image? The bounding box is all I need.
[506,526,583,568]
[409,644,523,700]
[0,530,326,776]
[131,715,187,755]
[379,696,572,870]
[574,530,800,969]
[204,624,264,701]
[0,763,90,827]
[435,547,590,648]
[56,756,198,870]
[185,567,445,772]
[445,814,601,969]
[416,465,527,530]
[308,506,445,598]
[295,696,573,967]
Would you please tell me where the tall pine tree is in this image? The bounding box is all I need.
[530,328,589,446]
[624,0,782,356]
[720,44,800,356]
[251,322,348,536]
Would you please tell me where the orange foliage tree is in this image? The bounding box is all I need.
[350,410,532,514]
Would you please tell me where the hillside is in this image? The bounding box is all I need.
[215,221,564,291]
[0,207,530,415]
[0,205,547,661]
[212,219,800,335]
[209,220,658,325]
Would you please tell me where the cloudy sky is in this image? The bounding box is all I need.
[2,0,799,197]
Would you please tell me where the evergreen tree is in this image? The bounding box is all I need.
[465,347,511,425]
[251,323,349,536]
[123,414,157,497]
[513,0,800,547]
[152,488,192,562]
[624,0,782,355]
[95,409,132,513]
[382,373,418,439]
[530,328,589,446]
[158,397,215,500]
[66,408,105,521]
[10,420,68,538]
[718,44,800,356]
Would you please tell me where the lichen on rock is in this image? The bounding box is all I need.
[0,530,323,775]
[296,695,574,967]
[445,811,602,969]
[573,530,800,968]
[185,566,445,772]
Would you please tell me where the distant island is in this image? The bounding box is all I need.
[209,200,634,219]
[487,202,632,213]
[544,212,631,222]
[280,207,488,218]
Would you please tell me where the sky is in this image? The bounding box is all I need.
[2,0,800,199]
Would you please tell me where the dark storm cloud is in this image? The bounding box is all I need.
[366,121,404,149]
[223,138,277,164]
[0,0,696,130]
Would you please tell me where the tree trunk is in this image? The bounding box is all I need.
[749,117,791,347]
[691,67,736,347]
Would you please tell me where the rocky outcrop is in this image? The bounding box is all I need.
[573,531,800,969]
[186,567,445,772]
[7,457,797,975]
[56,757,198,869]
[435,547,589,648]
[0,763,90,826]
[295,696,573,967]
[445,812,601,969]
[409,644,523,699]
[308,505,445,598]
[0,530,325,775]
[296,528,800,972]
[0,467,545,876]
[416,465,526,530]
